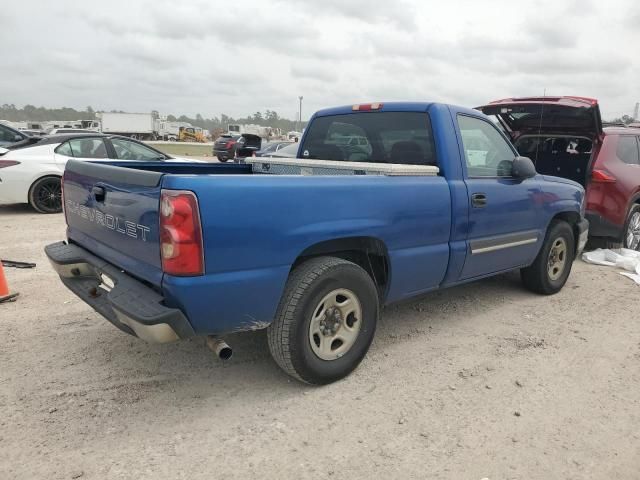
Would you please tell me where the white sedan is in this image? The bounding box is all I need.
[0,133,203,213]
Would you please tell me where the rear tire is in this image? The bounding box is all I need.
[267,257,379,385]
[521,220,575,295]
[29,176,62,214]
[217,156,228,163]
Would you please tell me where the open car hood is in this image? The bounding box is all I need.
[476,96,603,137]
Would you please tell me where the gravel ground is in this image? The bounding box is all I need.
[1,204,639,480]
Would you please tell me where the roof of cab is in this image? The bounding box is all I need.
[313,102,437,117]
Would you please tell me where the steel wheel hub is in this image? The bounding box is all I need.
[309,289,362,361]
[547,237,567,281]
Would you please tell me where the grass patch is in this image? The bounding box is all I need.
[146,142,213,158]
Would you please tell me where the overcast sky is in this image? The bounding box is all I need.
[2,0,638,120]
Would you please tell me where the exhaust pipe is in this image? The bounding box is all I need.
[206,335,233,361]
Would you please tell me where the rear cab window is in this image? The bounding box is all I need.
[301,112,437,166]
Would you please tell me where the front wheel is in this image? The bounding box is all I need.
[521,220,575,295]
[623,205,640,250]
[29,176,62,214]
[267,257,379,384]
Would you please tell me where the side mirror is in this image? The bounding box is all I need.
[512,156,536,179]
[14,134,24,141]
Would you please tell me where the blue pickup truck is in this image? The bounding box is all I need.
[46,102,588,384]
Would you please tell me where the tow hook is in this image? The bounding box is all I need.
[206,336,233,361]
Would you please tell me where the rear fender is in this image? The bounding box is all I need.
[292,236,391,299]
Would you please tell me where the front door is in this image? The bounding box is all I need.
[456,114,544,280]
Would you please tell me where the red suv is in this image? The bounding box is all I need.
[477,97,640,249]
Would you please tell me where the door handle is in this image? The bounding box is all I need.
[471,193,487,208]
[92,185,106,202]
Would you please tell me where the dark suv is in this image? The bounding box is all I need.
[213,134,241,162]
[478,96,640,249]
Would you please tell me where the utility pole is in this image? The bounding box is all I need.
[298,96,303,132]
[634,102,639,121]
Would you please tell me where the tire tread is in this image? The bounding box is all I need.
[267,257,361,383]
[521,220,574,295]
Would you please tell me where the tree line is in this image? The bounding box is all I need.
[0,104,306,132]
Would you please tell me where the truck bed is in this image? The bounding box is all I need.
[61,159,452,335]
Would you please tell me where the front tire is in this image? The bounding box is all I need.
[29,176,62,214]
[521,220,575,295]
[267,257,379,385]
[623,205,640,250]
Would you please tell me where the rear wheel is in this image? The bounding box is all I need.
[217,156,228,163]
[267,257,379,384]
[521,220,575,295]
[29,176,62,214]
[623,205,640,250]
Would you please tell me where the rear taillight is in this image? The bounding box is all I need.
[159,190,204,276]
[227,140,236,150]
[591,169,616,183]
[0,160,20,168]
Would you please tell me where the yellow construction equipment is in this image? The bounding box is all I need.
[178,126,206,143]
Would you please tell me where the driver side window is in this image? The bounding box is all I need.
[458,115,515,177]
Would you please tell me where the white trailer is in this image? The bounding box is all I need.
[98,112,158,140]
[228,124,277,139]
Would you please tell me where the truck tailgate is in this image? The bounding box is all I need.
[63,160,164,285]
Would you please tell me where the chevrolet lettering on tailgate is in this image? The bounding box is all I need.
[65,199,150,241]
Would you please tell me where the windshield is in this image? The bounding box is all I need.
[302,112,436,165]
[271,142,299,157]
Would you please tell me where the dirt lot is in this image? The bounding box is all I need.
[1,205,639,480]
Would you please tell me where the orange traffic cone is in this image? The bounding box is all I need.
[0,261,19,303]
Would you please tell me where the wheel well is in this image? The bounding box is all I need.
[551,211,581,255]
[292,237,390,298]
